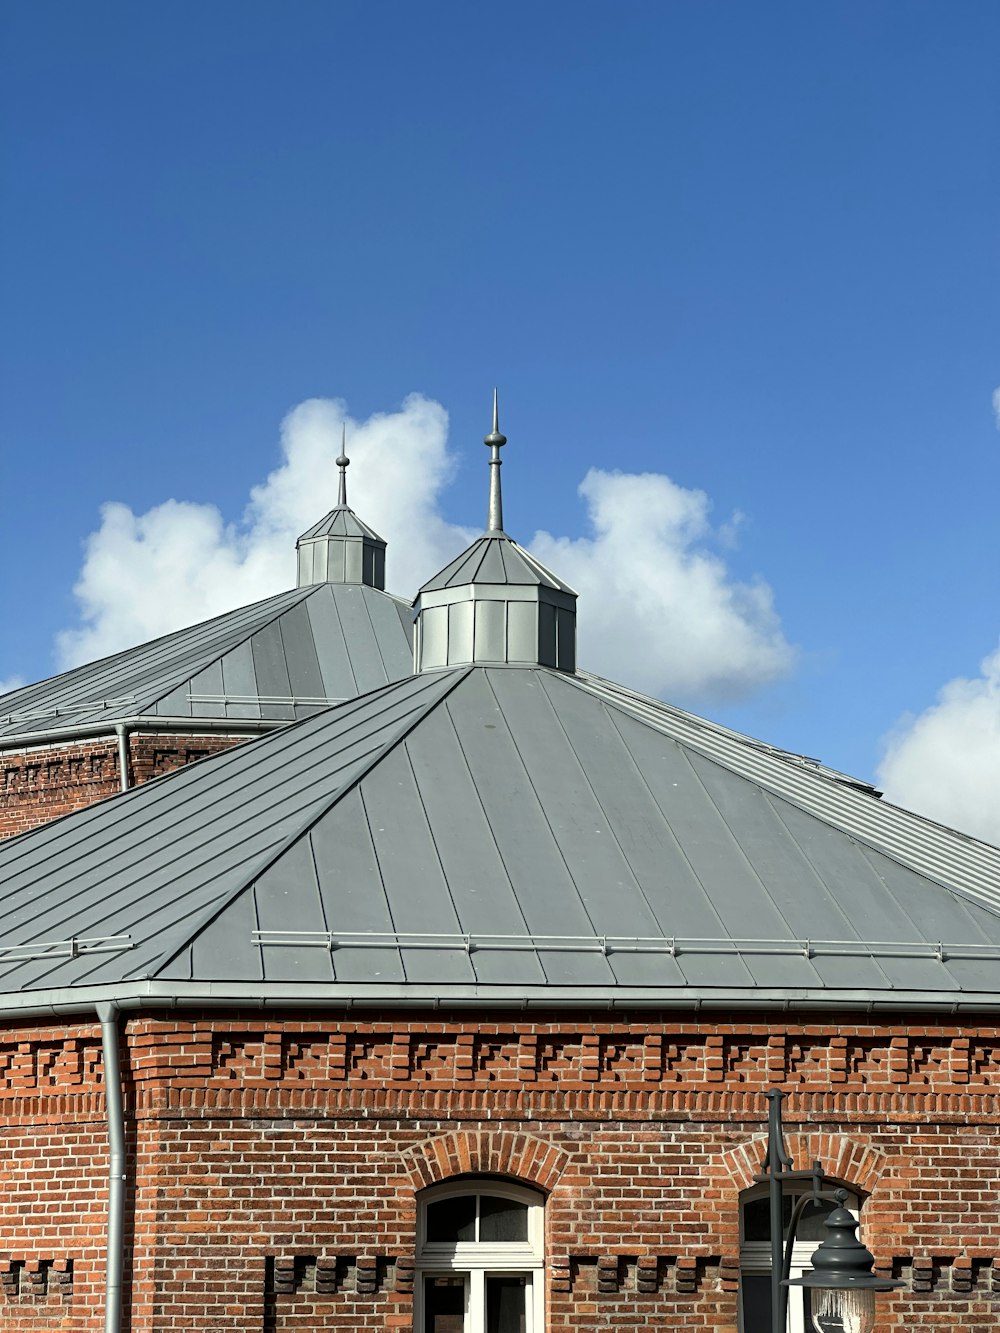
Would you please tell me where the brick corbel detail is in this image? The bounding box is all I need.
[402,1129,571,1192]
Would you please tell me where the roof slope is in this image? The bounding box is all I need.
[0,664,997,1012]
[420,533,576,594]
[0,582,413,741]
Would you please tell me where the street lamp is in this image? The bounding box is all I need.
[755,1090,902,1333]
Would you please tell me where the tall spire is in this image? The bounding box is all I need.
[336,425,349,508]
[484,387,507,534]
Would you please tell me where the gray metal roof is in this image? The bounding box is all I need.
[297,506,384,543]
[0,582,413,743]
[418,534,576,595]
[0,663,997,1014]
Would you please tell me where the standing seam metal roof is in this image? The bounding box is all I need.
[0,664,997,1007]
[0,582,414,740]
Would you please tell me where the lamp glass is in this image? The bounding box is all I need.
[810,1287,876,1333]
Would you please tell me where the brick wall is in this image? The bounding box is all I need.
[0,1011,997,1331]
[0,733,250,840]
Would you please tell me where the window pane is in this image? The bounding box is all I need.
[427,1195,477,1242]
[743,1194,794,1241]
[486,1275,526,1333]
[424,1275,466,1333]
[740,1274,771,1333]
[479,1195,529,1242]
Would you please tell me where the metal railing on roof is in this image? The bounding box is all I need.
[186,693,348,707]
[0,697,139,725]
[0,935,133,963]
[249,930,1000,963]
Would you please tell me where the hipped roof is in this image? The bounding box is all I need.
[0,582,413,742]
[0,664,997,1014]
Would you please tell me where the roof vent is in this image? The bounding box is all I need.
[413,392,577,672]
[295,428,387,588]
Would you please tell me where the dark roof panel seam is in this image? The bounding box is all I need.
[0,837,289,976]
[534,672,664,928]
[479,670,604,943]
[675,743,854,968]
[145,668,472,978]
[439,700,540,963]
[355,785,406,982]
[597,700,734,942]
[579,672,1000,907]
[709,768,870,943]
[0,673,454,873]
[851,841,995,980]
[326,586,361,696]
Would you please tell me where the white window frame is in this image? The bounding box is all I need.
[415,1179,545,1333]
[738,1184,860,1333]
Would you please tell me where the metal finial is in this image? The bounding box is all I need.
[336,424,349,507]
[483,387,506,533]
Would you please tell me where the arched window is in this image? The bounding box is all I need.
[415,1178,545,1333]
[739,1183,861,1333]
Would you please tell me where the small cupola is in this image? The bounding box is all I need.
[413,392,577,672]
[296,429,387,588]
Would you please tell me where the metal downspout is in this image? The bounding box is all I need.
[98,1002,126,1333]
[114,724,130,791]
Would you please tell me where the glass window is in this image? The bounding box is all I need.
[739,1185,861,1333]
[416,1181,543,1333]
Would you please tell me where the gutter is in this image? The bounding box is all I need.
[97,1001,126,1333]
[0,714,284,751]
[0,982,997,1021]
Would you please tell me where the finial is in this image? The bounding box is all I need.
[483,387,507,533]
[336,424,349,508]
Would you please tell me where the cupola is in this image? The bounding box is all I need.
[413,392,577,672]
[296,429,387,588]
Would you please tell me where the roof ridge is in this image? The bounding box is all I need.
[565,671,1000,918]
[147,666,472,978]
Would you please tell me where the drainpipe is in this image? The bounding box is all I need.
[114,724,130,792]
[98,1002,126,1333]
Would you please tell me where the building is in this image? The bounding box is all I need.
[0,406,997,1332]
[0,451,412,839]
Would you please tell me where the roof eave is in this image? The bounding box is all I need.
[0,979,993,1020]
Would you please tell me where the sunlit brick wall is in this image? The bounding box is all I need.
[0,1011,998,1331]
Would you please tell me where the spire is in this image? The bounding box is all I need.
[295,426,387,589]
[412,395,577,674]
[484,387,507,534]
[336,425,349,508]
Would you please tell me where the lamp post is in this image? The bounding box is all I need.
[755,1090,902,1333]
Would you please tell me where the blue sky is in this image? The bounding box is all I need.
[1,3,998,835]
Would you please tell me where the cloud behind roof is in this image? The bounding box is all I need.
[55,393,794,705]
[877,643,1000,846]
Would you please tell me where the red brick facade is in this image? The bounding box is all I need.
[0,1011,998,1331]
[0,734,250,839]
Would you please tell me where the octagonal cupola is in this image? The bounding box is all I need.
[413,393,577,672]
[296,429,387,588]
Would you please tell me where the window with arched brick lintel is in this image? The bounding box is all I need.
[738,1180,863,1333]
[415,1177,545,1333]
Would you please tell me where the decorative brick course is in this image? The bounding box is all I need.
[0,1010,996,1330]
[0,733,249,839]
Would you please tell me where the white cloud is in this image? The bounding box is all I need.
[531,469,794,700]
[0,678,24,699]
[55,394,794,704]
[877,643,1000,846]
[57,394,473,668]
